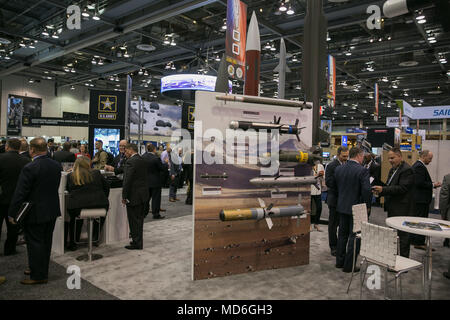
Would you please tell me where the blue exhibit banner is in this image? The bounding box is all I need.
[341,135,348,147]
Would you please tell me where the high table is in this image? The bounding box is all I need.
[385,216,450,299]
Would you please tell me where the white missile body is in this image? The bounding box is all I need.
[274,38,291,100]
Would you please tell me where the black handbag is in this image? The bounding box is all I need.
[15,202,33,225]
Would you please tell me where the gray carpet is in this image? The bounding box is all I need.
[0,244,117,300]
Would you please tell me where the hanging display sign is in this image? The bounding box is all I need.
[225,0,247,80]
[386,116,409,128]
[89,90,126,126]
[396,100,450,120]
[327,55,336,108]
[374,83,379,121]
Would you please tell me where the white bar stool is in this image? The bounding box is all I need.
[76,208,107,262]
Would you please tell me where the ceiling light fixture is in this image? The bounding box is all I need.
[417,19,426,24]
[286,5,294,15]
[82,8,90,17]
[279,1,287,12]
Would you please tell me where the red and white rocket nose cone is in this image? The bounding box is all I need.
[244,11,261,96]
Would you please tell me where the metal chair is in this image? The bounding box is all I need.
[359,222,425,300]
[76,209,107,262]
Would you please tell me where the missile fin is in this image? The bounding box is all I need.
[265,217,273,230]
[258,197,266,208]
[273,63,281,73]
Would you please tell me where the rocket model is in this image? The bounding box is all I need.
[215,54,229,93]
[229,116,304,141]
[244,11,261,96]
[274,38,291,100]
[249,175,320,189]
[220,197,305,222]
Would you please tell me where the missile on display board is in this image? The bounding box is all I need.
[229,116,304,141]
[244,11,261,96]
[216,94,312,109]
[220,197,305,221]
[274,38,291,100]
[249,175,319,188]
[200,173,228,180]
[278,150,322,165]
[215,54,229,93]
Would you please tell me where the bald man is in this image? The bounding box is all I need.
[105,140,128,175]
[8,137,62,284]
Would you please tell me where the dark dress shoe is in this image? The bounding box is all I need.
[331,249,337,257]
[66,244,78,251]
[160,208,166,212]
[21,279,48,285]
[444,272,450,279]
[153,215,165,219]
[24,269,31,276]
[125,245,142,250]
[174,198,180,201]
[343,267,360,273]
[169,198,176,202]
[336,264,343,269]
[444,239,449,247]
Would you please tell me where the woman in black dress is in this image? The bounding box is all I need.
[66,156,110,251]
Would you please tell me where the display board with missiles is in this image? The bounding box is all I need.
[193,90,313,280]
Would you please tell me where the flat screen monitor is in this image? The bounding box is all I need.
[93,128,120,157]
[322,152,330,159]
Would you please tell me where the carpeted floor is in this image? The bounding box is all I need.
[1,192,449,300]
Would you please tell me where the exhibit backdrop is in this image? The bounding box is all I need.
[193,91,313,280]
[7,94,43,135]
[130,100,182,136]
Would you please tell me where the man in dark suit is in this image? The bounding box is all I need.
[19,138,31,159]
[122,143,149,250]
[411,150,441,250]
[8,137,62,285]
[169,148,182,202]
[0,139,31,255]
[109,140,128,175]
[47,138,56,158]
[439,173,450,248]
[373,148,415,258]
[53,142,76,163]
[142,144,165,219]
[325,146,349,256]
[335,147,371,273]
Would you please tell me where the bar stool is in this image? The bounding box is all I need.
[76,208,107,262]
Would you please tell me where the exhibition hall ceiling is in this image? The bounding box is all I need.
[0,0,449,126]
